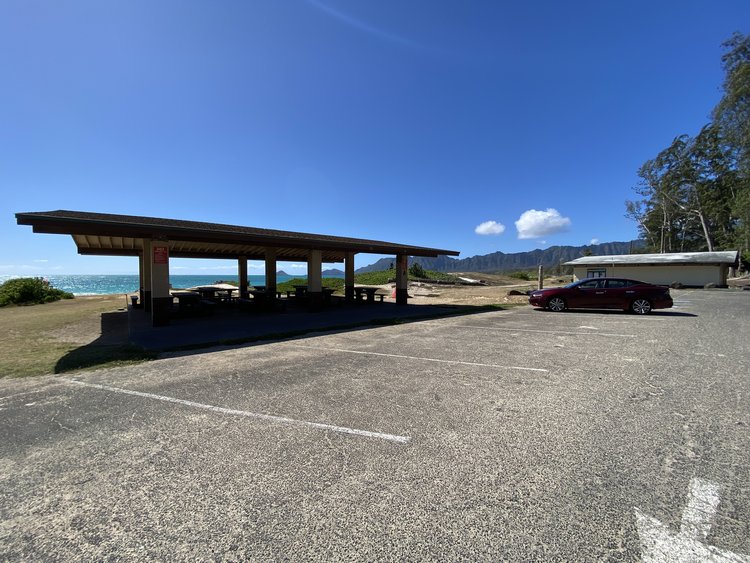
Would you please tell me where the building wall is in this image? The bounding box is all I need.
[572,264,727,286]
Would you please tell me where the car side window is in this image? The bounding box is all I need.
[579,280,600,289]
[606,280,626,289]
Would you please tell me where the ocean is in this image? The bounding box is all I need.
[0,274,343,296]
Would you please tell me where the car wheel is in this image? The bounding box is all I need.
[547,297,566,312]
[631,298,652,315]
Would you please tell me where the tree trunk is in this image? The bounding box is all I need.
[697,211,714,251]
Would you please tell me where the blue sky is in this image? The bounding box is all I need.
[2,1,748,275]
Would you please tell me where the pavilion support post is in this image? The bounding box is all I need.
[395,253,408,305]
[150,240,171,327]
[265,249,277,296]
[238,256,248,298]
[142,240,152,312]
[307,249,323,310]
[137,251,145,308]
[344,252,355,302]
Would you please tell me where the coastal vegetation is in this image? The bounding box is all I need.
[276,277,344,293]
[626,32,750,263]
[0,277,74,307]
[507,271,533,281]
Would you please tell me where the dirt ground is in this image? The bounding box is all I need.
[387,281,536,306]
[381,272,569,307]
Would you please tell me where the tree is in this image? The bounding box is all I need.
[713,32,750,254]
[627,33,750,255]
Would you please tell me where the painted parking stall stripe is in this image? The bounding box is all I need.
[289,344,547,372]
[457,325,637,338]
[65,379,410,444]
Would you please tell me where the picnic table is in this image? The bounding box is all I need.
[353,286,385,302]
[189,285,238,303]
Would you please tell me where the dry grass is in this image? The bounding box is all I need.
[0,295,154,378]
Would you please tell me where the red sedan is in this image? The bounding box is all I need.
[528,278,673,314]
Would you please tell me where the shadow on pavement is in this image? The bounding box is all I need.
[55,301,506,371]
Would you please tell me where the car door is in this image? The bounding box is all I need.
[603,279,632,308]
[569,279,605,308]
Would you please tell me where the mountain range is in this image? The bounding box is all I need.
[355,241,644,274]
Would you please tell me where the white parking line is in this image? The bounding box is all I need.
[457,325,637,338]
[289,344,548,372]
[64,379,410,444]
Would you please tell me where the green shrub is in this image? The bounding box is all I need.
[408,262,427,278]
[355,268,461,285]
[276,277,345,294]
[424,270,461,283]
[0,277,74,307]
[355,271,394,285]
[508,271,532,281]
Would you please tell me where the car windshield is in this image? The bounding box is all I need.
[563,281,580,288]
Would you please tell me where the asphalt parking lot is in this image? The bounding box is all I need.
[1,289,748,561]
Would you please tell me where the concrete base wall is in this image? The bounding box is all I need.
[151,297,172,327]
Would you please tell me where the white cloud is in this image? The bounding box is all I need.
[289,264,307,269]
[474,220,506,236]
[198,265,237,271]
[589,238,600,245]
[515,208,571,239]
[33,259,49,263]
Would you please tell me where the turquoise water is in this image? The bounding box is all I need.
[0,274,343,296]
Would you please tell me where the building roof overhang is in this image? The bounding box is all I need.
[564,251,739,267]
[16,210,460,263]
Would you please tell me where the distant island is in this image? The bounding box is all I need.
[322,268,344,276]
[276,270,290,276]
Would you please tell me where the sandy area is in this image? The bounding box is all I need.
[381,281,535,306]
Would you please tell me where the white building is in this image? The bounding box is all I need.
[564,251,740,287]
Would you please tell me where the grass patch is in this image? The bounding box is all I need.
[0,295,154,378]
[354,269,461,285]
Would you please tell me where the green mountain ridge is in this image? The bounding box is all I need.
[355,241,644,274]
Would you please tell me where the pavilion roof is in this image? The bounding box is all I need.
[16,210,460,262]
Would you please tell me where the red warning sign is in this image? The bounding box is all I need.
[153,245,169,264]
